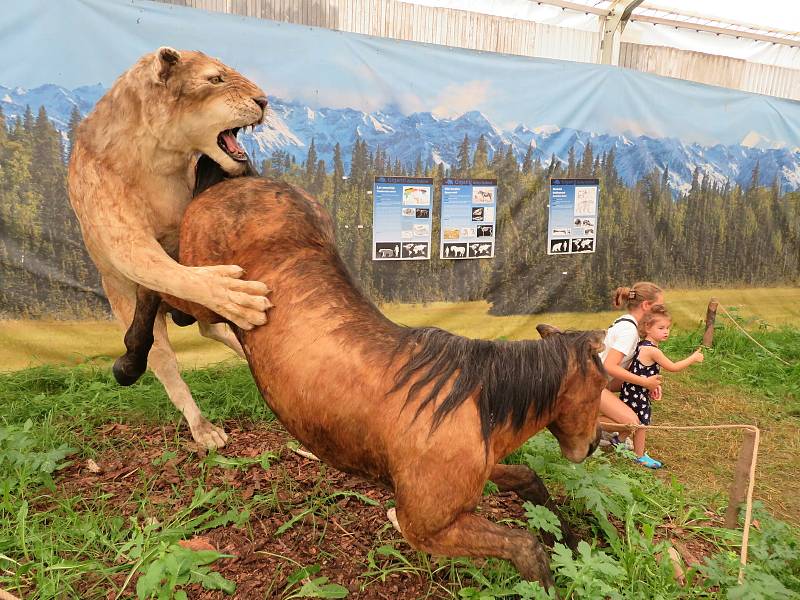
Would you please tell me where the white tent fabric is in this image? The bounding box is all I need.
[402,0,600,30]
[623,22,800,70]
[639,0,800,34]
[403,0,800,68]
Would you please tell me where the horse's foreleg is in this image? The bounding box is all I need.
[490,464,579,550]
[397,509,554,588]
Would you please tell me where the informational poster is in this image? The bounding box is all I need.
[372,177,433,260]
[548,178,599,255]
[440,178,497,259]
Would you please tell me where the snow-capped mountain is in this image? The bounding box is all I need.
[0,83,105,130]
[3,83,799,194]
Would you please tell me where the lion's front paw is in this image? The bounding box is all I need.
[189,416,229,449]
[199,265,272,329]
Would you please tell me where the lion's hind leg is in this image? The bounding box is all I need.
[198,321,245,359]
[149,308,228,449]
[104,276,228,449]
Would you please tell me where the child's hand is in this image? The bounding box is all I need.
[692,349,704,364]
[642,374,663,390]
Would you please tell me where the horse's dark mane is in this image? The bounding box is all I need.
[189,156,603,445]
[193,154,257,198]
[391,328,604,443]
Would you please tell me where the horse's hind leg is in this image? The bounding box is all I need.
[490,464,579,550]
[113,285,160,386]
[397,509,554,588]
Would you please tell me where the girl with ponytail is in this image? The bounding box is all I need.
[598,282,665,467]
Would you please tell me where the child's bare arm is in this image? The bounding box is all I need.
[649,347,704,372]
[604,349,663,389]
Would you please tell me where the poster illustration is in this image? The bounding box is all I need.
[548,178,599,255]
[441,179,497,259]
[373,177,433,260]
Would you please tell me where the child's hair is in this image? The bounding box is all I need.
[612,282,663,310]
[639,304,671,336]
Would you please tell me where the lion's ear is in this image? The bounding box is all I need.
[154,46,181,83]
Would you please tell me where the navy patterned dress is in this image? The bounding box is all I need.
[620,340,659,425]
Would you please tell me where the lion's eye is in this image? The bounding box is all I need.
[208,75,223,84]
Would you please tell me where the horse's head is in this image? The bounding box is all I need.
[537,324,606,463]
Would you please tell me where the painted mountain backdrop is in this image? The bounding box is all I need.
[3,83,799,195]
[2,80,799,319]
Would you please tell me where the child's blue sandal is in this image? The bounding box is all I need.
[635,453,662,469]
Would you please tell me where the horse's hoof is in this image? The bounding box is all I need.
[387,508,402,533]
[112,354,146,386]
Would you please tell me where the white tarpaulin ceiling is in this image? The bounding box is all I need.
[404,0,800,69]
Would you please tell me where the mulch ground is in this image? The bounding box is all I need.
[54,421,535,599]
[49,421,723,598]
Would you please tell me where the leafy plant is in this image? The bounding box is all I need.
[0,419,74,496]
[203,450,278,470]
[281,564,348,599]
[135,542,235,599]
[523,503,562,542]
[701,504,800,598]
[458,570,555,600]
[519,434,636,541]
[551,541,625,599]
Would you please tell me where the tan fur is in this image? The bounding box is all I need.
[68,48,271,448]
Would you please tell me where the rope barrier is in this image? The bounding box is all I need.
[716,304,792,366]
[599,421,760,584]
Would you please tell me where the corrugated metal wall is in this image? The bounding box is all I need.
[155,0,798,101]
[619,43,800,101]
[157,0,600,62]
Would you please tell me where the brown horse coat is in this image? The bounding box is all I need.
[121,176,607,586]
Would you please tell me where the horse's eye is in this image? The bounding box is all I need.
[208,75,223,84]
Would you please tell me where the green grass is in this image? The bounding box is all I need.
[0,314,799,598]
[4,286,800,371]
[0,362,269,432]
[663,319,800,416]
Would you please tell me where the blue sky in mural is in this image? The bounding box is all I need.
[2,0,799,150]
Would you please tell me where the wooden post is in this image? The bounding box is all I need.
[725,428,757,529]
[702,298,719,347]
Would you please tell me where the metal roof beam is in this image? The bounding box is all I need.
[530,0,800,47]
[630,14,800,48]
[529,0,608,16]
[600,0,644,64]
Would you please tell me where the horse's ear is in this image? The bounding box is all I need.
[154,46,181,83]
[536,324,562,338]
[589,330,606,354]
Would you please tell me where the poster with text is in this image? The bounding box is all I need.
[373,177,433,260]
[441,179,497,259]
[548,178,599,255]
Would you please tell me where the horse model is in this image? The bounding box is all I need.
[114,170,606,587]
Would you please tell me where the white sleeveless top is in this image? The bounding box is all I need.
[599,314,640,370]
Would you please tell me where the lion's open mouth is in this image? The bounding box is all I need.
[217,127,249,162]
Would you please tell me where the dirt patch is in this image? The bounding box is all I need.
[55,422,534,599]
[52,421,724,598]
